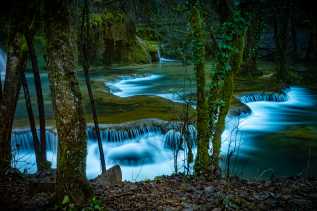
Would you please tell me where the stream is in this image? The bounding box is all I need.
[5,58,317,181]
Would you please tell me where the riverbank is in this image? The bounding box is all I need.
[1,169,316,210]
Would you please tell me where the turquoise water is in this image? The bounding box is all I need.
[2,49,316,181]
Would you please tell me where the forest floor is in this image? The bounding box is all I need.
[1,169,317,210]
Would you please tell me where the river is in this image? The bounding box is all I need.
[6,59,317,181]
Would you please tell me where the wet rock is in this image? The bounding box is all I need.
[204,186,216,194]
[254,192,271,200]
[94,165,122,186]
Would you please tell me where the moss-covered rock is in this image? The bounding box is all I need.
[89,10,152,65]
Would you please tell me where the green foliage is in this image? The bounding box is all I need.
[57,195,76,211]
[208,9,248,174]
[90,10,124,28]
[90,14,103,28]
[84,197,104,211]
[191,6,206,65]
[58,195,105,211]
[214,11,247,75]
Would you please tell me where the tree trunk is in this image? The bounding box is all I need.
[0,70,2,102]
[20,71,42,171]
[290,1,297,59]
[305,17,317,61]
[81,0,106,173]
[209,31,246,176]
[242,11,262,76]
[191,6,210,177]
[274,0,290,82]
[0,33,27,171]
[45,0,91,204]
[25,32,48,168]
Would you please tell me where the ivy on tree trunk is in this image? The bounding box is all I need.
[191,5,211,177]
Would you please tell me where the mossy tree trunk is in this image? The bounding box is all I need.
[45,0,91,204]
[0,33,27,171]
[191,6,210,177]
[211,32,246,174]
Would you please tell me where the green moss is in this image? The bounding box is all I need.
[82,81,193,123]
[269,127,317,141]
[144,40,159,52]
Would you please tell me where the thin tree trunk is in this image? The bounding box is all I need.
[0,70,2,101]
[81,0,106,173]
[0,33,27,170]
[305,29,313,60]
[274,0,290,82]
[45,0,91,204]
[191,6,210,177]
[25,32,47,166]
[290,1,297,58]
[305,17,316,61]
[20,71,42,171]
[243,11,262,76]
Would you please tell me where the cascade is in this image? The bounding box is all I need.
[0,48,6,82]
[157,48,176,63]
[87,126,163,142]
[239,92,288,104]
[163,124,197,150]
[157,48,161,61]
[11,129,57,152]
[11,124,197,152]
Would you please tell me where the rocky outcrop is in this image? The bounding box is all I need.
[90,10,152,65]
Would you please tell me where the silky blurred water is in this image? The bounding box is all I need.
[5,56,317,180]
[107,73,317,179]
[0,48,6,82]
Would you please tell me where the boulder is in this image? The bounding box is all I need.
[94,165,122,186]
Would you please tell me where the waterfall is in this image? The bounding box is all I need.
[0,48,6,82]
[11,126,164,151]
[239,92,288,104]
[87,126,163,142]
[157,48,176,63]
[164,129,182,150]
[163,124,197,150]
[11,123,197,153]
[157,48,161,61]
[11,129,58,152]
